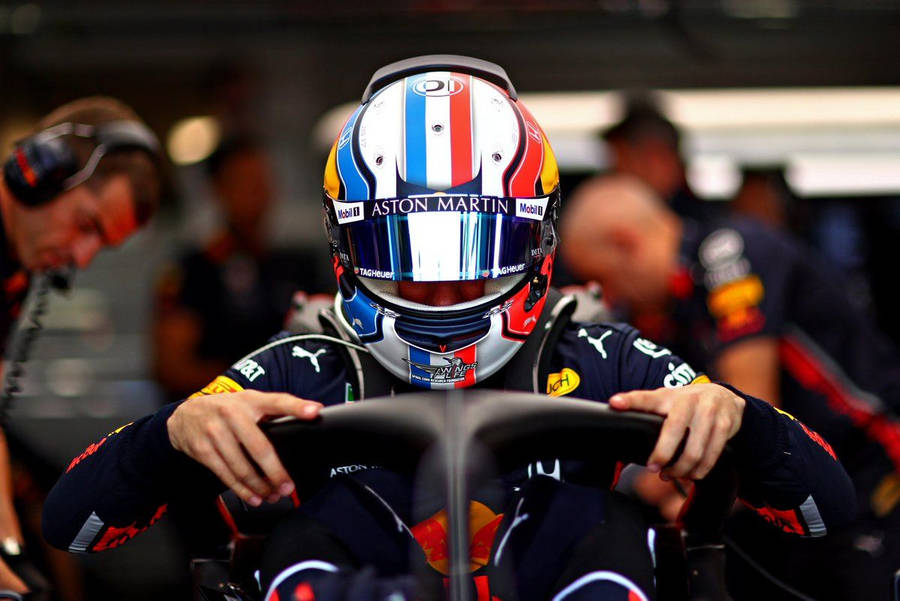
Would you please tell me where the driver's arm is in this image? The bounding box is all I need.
[42,333,328,553]
[604,326,855,537]
[631,336,783,522]
[611,383,856,536]
[42,402,210,553]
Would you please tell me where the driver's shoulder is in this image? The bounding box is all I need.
[546,321,642,399]
[232,330,345,362]
[557,320,642,354]
[222,331,352,401]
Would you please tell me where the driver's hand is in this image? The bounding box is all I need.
[609,383,745,480]
[167,390,322,507]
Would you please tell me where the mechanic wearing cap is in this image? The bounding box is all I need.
[0,97,162,597]
[43,59,854,601]
[561,173,900,600]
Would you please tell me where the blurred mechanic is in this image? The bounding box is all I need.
[0,97,161,598]
[44,58,854,601]
[152,136,327,402]
[603,98,721,222]
[561,173,900,600]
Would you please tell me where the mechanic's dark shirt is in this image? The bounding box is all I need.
[154,230,330,399]
[643,217,900,518]
[0,210,30,356]
[43,318,855,554]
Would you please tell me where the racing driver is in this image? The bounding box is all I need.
[42,56,855,601]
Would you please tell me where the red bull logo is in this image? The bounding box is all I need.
[411,501,504,574]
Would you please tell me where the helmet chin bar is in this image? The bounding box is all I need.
[338,266,533,354]
[334,253,554,388]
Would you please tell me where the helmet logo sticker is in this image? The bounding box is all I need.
[515,196,548,221]
[525,121,542,143]
[333,200,364,224]
[412,76,466,97]
[326,193,552,220]
[403,355,477,385]
[483,299,514,319]
[480,263,527,278]
[338,126,353,150]
[368,301,400,319]
[355,267,395,279]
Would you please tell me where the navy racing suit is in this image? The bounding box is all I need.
[42,319,856,600]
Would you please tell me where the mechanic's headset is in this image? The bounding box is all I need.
[3,120,160,207]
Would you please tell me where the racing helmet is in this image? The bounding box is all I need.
[323,55,560,389]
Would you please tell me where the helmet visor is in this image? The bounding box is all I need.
[326,192,557,282]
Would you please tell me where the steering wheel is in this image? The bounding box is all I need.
[262,391,737,601]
